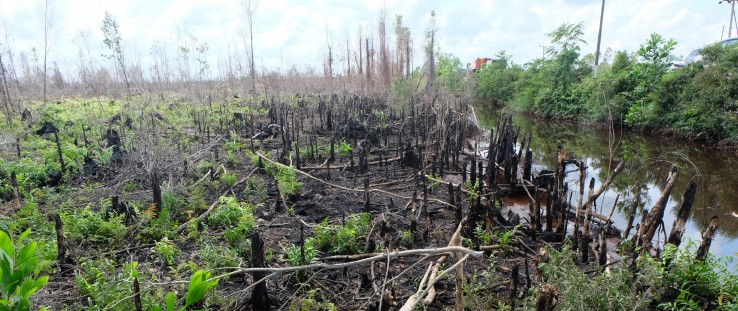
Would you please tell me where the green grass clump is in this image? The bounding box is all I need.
[311,213,371,255]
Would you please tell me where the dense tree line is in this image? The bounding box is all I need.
[475,22,738,145]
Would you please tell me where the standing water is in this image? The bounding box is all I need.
[475,105,738,262]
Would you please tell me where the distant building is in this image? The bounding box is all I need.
[466,57,496,75]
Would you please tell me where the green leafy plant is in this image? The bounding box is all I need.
[154,238,180,266]
[199,242,239,271]
[219,172,237,190]
[473,222,492,246]
[494,224,521,251]
[464,179,481,202]
[0,229,49,311]
[311,214,371,254]
[283,239,319,267]
[399,230,414,248]
[275,166,303,197]
[61,206,127,246]
[287,289,337,311]
[336,139,352,156]
[427,173,442,190]
[152,270,219,311]
[137,204,178,243]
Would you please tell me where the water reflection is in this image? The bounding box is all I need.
[475,105,738,258]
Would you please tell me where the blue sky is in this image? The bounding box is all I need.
[0,0,734,79]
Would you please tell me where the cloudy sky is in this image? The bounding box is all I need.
[0,0,735,79]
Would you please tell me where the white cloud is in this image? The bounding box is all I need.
[0,0,734,78]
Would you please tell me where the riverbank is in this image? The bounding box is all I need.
[474,104,738,261]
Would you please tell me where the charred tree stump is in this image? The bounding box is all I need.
[545,183,553,232]
[133,277,143,311]
[53,130,66,176]
[695,216,719,261]
[364,179,370,213]
[151,170,162,214]
[667,181,697,247]
[471,154,477,187]
[53,214,72,273]
[623,191,641,240]
[572,160,586,252]
[535,284,559,311]
[16,137,20,159]
[581,178,595,263]
[534,187,542,232]
[523,149,533,183]
[597,230,607,267]
[10,172,20,211]
[509,264,519,309]
[248,231,270,310]
[642,166,679,248]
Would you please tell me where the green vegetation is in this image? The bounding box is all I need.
[0,229,49,311]
[283,240,319,267]
[311,214,371,255]
[522,240,738,310]
[61,206,127,246]
[475,22,738,144]
[275,165,303,197]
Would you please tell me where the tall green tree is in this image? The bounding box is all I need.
[625,33,677,125]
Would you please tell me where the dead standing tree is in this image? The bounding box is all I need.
[240,0,258,94]
[101,12,132,99]
[0,49,14,125]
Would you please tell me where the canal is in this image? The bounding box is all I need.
[475,105,738,261]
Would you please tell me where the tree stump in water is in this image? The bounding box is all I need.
[695,216,719,261]
[667,181,697,247]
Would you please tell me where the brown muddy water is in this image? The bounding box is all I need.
[475,105,738,263]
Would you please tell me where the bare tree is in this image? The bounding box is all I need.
[40,0,56,102]
[101,12,131,98]
[150,40,171,88]
[378,10,391,87]
[366,36,372,89]
[325,30,333,85]
[0,46,14,124]
[345,32,351,81]
[357,26,363,77]
[241,0,258,93]
[395,15,412,77]
[73,30,97,94]
[425,11,437,94]
[175,23,195,85]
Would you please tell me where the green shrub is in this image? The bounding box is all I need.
[137,205,178,243]
[311,213,370,254]
[154,238,181,266]
[220,172,237,189]
[275,166,302,197]
[207,196,256,231]
[283,239,319,267]
[61,206,127,246]
[530,244,651,310]
[199,242,239,270]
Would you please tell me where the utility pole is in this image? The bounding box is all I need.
[538,45,549,59]
[721,0,736,39]
[731,0,736,38]
[594,0,606,79]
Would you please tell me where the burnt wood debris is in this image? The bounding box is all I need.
[3,93,725,310]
